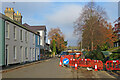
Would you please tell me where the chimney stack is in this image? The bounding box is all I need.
[4,7,22,24]
[14,10,22,24]
[4,7,14,20]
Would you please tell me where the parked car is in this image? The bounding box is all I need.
[58,51,69,58]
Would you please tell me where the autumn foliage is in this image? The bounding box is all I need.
[74,2,117,51]
[48,28,67,54]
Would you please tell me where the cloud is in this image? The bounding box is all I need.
[42,4,83,46]
[45,4,82,27]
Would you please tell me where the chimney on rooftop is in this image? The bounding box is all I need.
[4,8,14,20]
[4,7,22,24]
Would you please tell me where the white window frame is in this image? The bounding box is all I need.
[13,26,17,39]
[38,36,39,45]
[6,22,9,38]
[25,47,28,59]
[33,34,35,44]
[25,31,27,42]
[13,46,17,60]
[33,48,35,58]
[20,29,23,41]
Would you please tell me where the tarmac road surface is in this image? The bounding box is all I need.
[2,58,116,79]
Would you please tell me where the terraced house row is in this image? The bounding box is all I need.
[0,8,43,66]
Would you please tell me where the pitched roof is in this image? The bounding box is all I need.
[30,25,46,31]
[0,13,38,35]
[23,23,46,32]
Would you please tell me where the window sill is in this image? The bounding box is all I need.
[14,59,17,61]
[6,37,10,40]
[14,39,17,41]
[21,40,23,42]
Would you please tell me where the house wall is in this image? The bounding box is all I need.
[5,20,36,65]
[0,18,5,66]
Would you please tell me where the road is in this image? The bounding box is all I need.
[2,58,116,79]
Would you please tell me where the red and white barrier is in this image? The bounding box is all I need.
[95,63,98,71]
[75,63,78,70]
[105,60,120,70]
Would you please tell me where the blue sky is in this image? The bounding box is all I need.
[1,1,119,46]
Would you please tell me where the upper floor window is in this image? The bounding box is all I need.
[20,30,22,41]
[13,26,17,39]
[38,36,39,45]
[6,22,9,38]
[25,31,27,42]
[33,34,35,44]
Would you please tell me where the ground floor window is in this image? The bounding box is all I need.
[25,47,28,59]
[13,46,17,60]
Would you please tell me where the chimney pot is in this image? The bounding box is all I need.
[14,13,16,15]
[8,8,10,10]
[11,8,13,10]
[6,8,8,10]
[17,11,19,15]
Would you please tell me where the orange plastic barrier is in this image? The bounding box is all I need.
[105,60,120,70]
[77,59,91,67]
[91,60,103,70]
[69,59,77,67]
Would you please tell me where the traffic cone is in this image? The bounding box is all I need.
[75,63,77,70]
[59,61,62,66]
[95,64,98,71]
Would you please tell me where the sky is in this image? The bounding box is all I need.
[1,0,119,46]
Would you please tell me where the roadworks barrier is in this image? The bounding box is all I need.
[59,55,120,71]
[105,60,120,70]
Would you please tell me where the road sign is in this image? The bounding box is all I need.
[63,58,69,65]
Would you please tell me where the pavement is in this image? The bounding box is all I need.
[1,58,117,79]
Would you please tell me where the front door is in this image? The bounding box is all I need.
[5,45,8,66]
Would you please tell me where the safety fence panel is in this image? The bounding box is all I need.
[69,59,77,67]
[60,55,74,65]
[63,55,74,60]
[77,59,91,67]
[105,60,120,70]
[91,60,103,70]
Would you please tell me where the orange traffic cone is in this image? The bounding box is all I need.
[75,63,77,70]
[59,61,62,66]
[95,64,98,71]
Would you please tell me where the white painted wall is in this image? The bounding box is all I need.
[5,21,36,65]
[38,30,45,49]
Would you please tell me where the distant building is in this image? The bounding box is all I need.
[23,23,47,54]
[113,17,120,47]
[0,8,40,66]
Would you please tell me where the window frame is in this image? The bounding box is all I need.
[13,46,17,60]
[20,29,23,41]
[6,22,9,38]
[13,26,17,39]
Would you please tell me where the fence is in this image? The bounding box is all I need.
[59,55,120,71]
[77,59,91,67]
[105,60,120,70]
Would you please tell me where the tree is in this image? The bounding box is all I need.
[74,2,117,51]
[48,28,67,54]
[52,40,56,57]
